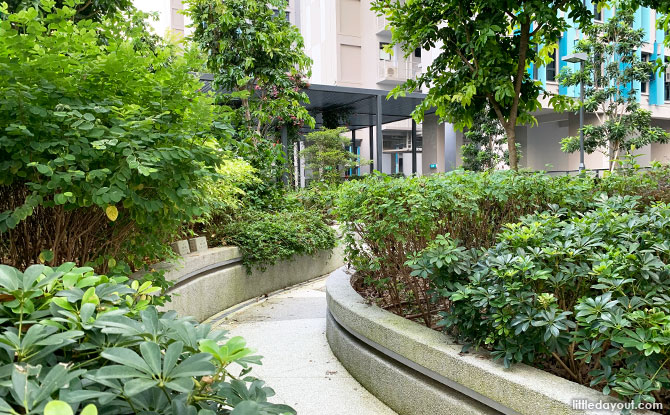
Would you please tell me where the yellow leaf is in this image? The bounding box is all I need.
[105,205,118,222]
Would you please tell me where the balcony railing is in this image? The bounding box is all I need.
[376,15,390,34]
[377,59,421,85]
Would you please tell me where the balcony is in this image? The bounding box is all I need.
[377,59,421,85]
[376,15,390,35]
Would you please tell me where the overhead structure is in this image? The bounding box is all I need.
[199,74,434,174]
[300,84,433,174]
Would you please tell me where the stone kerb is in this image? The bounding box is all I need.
[325,266,659,415]
[153,244,345,322]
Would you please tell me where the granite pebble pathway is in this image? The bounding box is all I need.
[209,276,397,415]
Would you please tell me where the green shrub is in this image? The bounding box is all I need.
[288,183,340,221]
[599,162,670,204]
[0,4,247,272]
[205,208,336,272]
[336,170,595,325]
[0,262,295,415]
[413,196,670,409]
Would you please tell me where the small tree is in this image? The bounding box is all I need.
[461,111,511,171]
[187,0,314,184]
[554,1,668,169]
[5,0,132,20]
[371,0,595,170]
[300,128,364,184]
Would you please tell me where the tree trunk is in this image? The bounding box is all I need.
[505,124,518,170]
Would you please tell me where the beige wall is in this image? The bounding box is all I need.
[134,0,193,38]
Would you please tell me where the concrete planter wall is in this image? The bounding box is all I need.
[154,244,344,322]
[326,267,658,415]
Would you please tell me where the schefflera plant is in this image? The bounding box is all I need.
[0,264,295,415]
[412,196,670,409]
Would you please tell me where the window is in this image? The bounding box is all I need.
[593,4,602,21]
[641,52,652,94]
[414,48,422,58]
[546,48,557,82]
[665,58,670,102]
[272,9,290,21]
[379,42,391,61]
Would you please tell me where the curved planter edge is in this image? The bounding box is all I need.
[158,244,345,322]
[325,266,658,415]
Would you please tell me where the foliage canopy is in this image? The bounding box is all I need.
[0,3,250,271]
[186,0,314,191]
[371,0,595,170]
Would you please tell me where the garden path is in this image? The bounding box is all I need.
[209,276,397,415]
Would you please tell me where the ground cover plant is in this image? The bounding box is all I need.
[0,263,295,414]
[199,206,336,272]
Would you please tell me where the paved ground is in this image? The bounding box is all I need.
[210,276,397,415]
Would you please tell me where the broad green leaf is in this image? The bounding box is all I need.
[123,378,158,396]
[81,404,98,415]
[39,250,54,263]
[139,342,161,375]
[44,400,73,415]
[101,348,153,374]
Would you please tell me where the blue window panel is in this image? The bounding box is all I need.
[528,23,534,79]
[558,26,578,97]
[650,40,665,105]
[603,6,614,22]
[641,7,651,42]
[634,7,642,29]
[357,147,360,176]
[620,60,631,99]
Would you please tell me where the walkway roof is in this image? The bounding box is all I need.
[199,74,434,131]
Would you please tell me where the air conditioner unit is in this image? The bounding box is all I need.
[386,67,396,77]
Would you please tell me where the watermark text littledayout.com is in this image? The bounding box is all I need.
[573,398,663,412]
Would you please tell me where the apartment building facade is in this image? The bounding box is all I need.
[512,4,670,172]
[293,0,443,176]
[135,0,670,174]
[135,0,447,176]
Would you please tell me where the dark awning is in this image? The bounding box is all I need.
[302,83,434,131]
[199,74,434,132]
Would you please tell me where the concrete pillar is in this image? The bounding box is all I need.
[568,113,608,170]
[369,126,374,174]
[411,120,417,174]
[421,114,446,175]
[444,123,458,171]
[376,94,383,172]
[281,126,288,184]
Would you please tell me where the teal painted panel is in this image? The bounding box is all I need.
[641,7,651,42]
[650,42,664,105]
[603,6,614,22]
[634,7,642,30]
[558,26,577,97]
